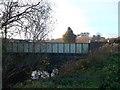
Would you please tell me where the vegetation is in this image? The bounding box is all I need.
[2,53,76,88]
[1,0,119,89]
[2,53,47,88]
[13,43,120,88]
[91,34,107,42]
[62,27,76,43]
[0,0,54,40]
[1,0,55,88]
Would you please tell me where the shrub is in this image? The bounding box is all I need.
[13,44,120,88]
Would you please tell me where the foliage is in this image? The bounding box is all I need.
[114,37,120,44]
[62,27,76,43]
[76,36,90,43]
[2,52,74,88]
[1,0,55,88]
[13,44,120,88]
[91,34,107,42]
[2,53,52,88]
[0,0,54,40]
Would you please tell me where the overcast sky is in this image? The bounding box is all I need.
[50,0,119,39]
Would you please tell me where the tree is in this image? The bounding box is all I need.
[76,32,90,43]
[0,0,55,88]
[0,0,54,41]
[91,34,106,42]
[62,27,76,43]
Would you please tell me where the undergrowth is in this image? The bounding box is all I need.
[13,43,120,88]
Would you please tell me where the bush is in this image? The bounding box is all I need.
[13,44,120,88]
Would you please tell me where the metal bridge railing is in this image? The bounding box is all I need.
[6,42,90,54]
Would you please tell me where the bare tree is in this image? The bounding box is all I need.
[0,0,55,88]
[22,4,53,41]
[0,0,54,41]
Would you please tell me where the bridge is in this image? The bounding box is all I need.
[5,41,90,55]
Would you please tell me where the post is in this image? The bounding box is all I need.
[0,37,2,90]
[4,25,7,53]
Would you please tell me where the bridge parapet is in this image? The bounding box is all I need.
[5,41,90,54]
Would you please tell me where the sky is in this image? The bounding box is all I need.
[50,0,119,39]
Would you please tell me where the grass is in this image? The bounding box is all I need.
[12,43,120,88]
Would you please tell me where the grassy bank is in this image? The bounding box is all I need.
[13,44,120,88]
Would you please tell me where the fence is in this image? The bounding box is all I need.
[6,42,90,54]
